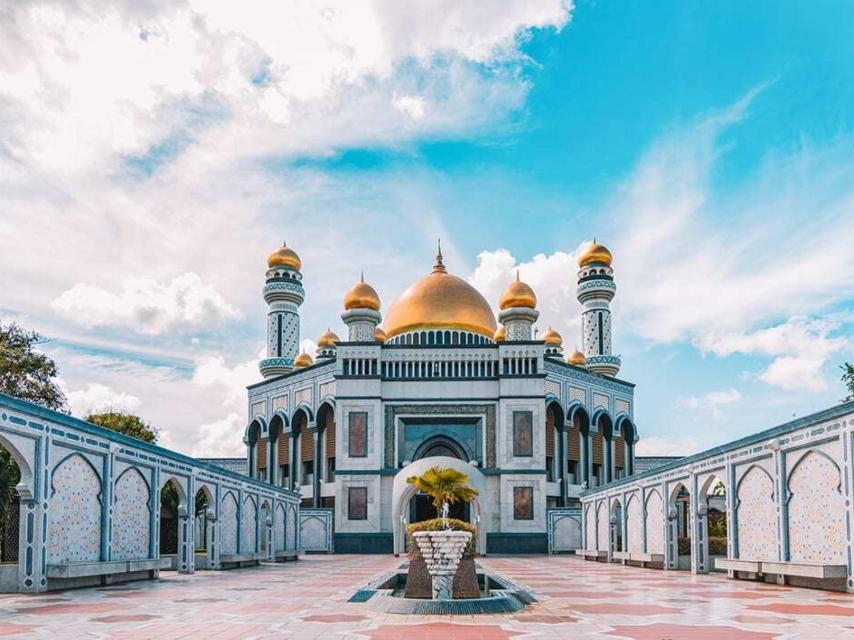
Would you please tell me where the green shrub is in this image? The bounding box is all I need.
[708,536,727,556]
[677,536,691,556]
[407,518,477,559]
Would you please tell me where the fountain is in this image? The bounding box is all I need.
[349,466,534,614]
[412,529,472,600]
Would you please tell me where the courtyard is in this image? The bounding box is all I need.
[1,555,852,640]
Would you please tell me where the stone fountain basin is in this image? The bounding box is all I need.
[349,562,536,615]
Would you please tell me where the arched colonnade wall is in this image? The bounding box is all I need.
[580,401,854,592]
[0,393,301,593]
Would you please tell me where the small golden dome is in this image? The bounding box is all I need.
[375,327,387,343]
[578,239,612,267]
[493,325,506,342]
[267,242,302,270]
[499,271,537,310]
[541,326,562,346]
[294,352,313,368]
[384,245,497,339]
[567,348,586,366]
[317,329,339,348]
[344,273,381,311]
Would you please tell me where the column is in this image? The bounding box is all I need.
[663,481,676,570]
[310,423,321,508]
[181,476,195,574]
[585,433,593,487]
[773,445,789,585]
[102,445,116,562]
[690,472,707,574]
[150,467,161,559]
[207,488,220,570]
[844,428,854,593]
[16,434,47,593]
[558,426,567,506]
[641,487,649,554]
[268,433,278,485]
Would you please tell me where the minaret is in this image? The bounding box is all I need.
[498,270,539,340]
[259,242,305,378]
[341,272,381,341]
[576,240,620,376]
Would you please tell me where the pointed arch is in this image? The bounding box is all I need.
[112,467,151,561]
[48,452,102,563]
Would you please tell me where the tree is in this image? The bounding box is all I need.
[0,322,67,411]
[842,363,854,403]
[406,466,479,518]
[85,411,159,443]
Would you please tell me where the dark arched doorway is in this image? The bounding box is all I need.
[409,437,470,524]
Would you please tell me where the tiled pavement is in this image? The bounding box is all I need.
[2,555,853,639]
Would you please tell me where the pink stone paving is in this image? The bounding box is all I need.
[0,555,851,639]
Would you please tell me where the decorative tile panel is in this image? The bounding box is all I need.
[584,504,596,550]
[272,395,288,412]
[112,468,150,560]
[241,496,257,553]
[251,401,266,418]
[545,380,561,400]
[569,386,586,404]
[286,505,297,551]
[319,381,335,399]
[644,489,665,555]
[787,452,845,564]
[593,393,608,410]
[626,494,643,553]
[736,466,777,560]
[48,454,101,564]
[275,504,286,552]
[220,493,238,555]
[615,399,630,415]
[596,503,608,552]
[295,387,312,407]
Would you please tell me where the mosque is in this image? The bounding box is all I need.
[243,240,638,554]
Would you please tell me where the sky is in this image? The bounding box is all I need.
[1,0,853,458]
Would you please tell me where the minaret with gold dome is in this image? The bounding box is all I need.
[498,271,539,341]
[259,242,305,378]
[576,239,620,376]
[342,273,382,341]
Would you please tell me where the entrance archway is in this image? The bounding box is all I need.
[391,456,488,556]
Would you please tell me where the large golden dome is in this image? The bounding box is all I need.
[343,273,381,311]
[384,249,497,339]
[499,271,537,310]
[267,242,302,270]
[578,239,612,267]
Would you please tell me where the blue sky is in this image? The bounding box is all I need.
[1,1,852,456]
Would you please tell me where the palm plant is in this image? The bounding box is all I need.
[406,466,479,521]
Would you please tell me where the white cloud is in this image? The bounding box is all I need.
[675,388,741,411]
[191,354,259,407]
[468,247,585,346]
[0,1,571,179]
[52,273,241,335]
[696,317,847,392]
[63,382,142,417]
[635,436,702,457]
[191,412,246,458]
